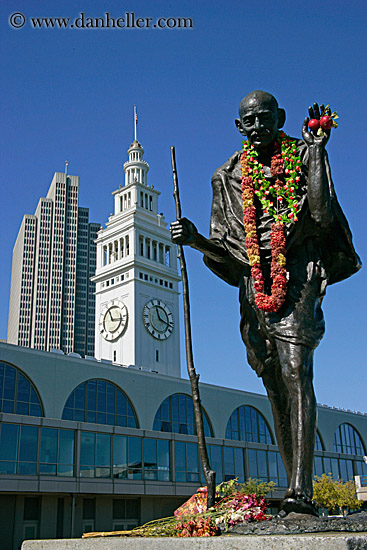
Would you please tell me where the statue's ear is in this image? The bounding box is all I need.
[277,108,286,129]
[235,118,246,136]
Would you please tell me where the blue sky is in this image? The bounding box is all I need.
[1,0,366,413]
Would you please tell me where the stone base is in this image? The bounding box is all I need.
[22,533,367,550]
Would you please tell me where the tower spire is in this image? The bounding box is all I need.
[134,105,138,141]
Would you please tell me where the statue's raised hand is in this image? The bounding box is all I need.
[302,103,331,148]
[170,218,198,246]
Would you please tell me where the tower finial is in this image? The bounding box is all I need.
[65,160,69,175]
[134,105,138,141]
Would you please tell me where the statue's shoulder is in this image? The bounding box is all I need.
[212,150,242,181]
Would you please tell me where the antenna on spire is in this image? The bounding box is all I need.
[65,161,69,175]
[134,105,138,141]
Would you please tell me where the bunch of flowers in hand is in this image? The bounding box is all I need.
[215,492,268,529]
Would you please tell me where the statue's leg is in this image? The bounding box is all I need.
[261,361,293,487]
[275,340,317,513]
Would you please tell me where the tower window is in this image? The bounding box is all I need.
[113,351,117,362]
[156,350,159,362]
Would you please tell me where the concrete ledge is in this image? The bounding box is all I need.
[22,533,367,550]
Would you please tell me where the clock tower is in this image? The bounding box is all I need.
[92,114,181,377]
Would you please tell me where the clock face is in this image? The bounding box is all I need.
[143,299,174,340]
[99,299,128,341]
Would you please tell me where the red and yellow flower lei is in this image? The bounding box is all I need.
[240,131,302,313]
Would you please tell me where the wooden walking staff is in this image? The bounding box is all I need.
[170,146,216,509]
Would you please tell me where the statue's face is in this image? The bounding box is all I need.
[238,96,280,149]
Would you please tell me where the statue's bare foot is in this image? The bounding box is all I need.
[281,492,319,516]
[284,488,296,499]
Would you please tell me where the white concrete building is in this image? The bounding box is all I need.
[93,138,181,376]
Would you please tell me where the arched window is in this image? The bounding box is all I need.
[333,423,365,455]
[153,393,213,437]
[225,405,273,444]
[0,361,43,417]
[62,379,138,428]
[315,431,324,451]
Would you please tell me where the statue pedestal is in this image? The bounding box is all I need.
[22,533,367,549]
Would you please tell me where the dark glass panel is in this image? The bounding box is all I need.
[106,384,115,414]
[127,416,137,428]
[74,409,84,422]
[268,451,278,481]
[248,449,257,477]
[186,443,198,473]
[30,403,42,417]
[0,461,16,474]
[40,428,57,463]
[223,447,234,476]
[276,453,287,486]
[314,456,323,477]
[17,375,30,403]
[234,447,244,480]
[331,458,339,479]
[117,390,128,416]
[171,395,179,423]
[158,440,170,481]
[87,411,96,423]
[58,430,74,464]
[161,399,170,421]
[175,441,186,472]
[19,425,38,463]
[128,437,142,479]
[96,434,110,467]
[40,463,57,475]
[58,463,74,477]
[64,393,73,409]
[2,399,14,413]
[323,457,332,476]
[74,385,85,410]
[144,439,157,467]
[80,432,95,467]
[96,412,106,424]
[16,401,29,415]
[62,408,73,421]
[87,381,96,411]
[0,423,19,461]
[113,435,127,478]
[3,366,16,399]
[97,381,106,412]
[18,462,37,475]
[106,413,114,426]
[257,450,267,479]
[29,387,39,405]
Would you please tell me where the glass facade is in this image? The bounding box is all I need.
[0,362,42,416]
[62,379,138,427]
[153,394,213,437]
[315,431,324,450]
[225,405,273,444]
[1,421,366,485]
[333,423,365,455]
[248,449,288,487]
[0,423,74,476]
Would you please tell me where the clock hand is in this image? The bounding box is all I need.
[109,310,113,321]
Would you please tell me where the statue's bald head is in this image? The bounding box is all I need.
[235,90,286,150]
[239,90,279,118]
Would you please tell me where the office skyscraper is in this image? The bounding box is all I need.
[7,171,99,355]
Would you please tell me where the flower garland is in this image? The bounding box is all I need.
[240,132,301,313]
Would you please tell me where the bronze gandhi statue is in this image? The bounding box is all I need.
[171,90,361,515]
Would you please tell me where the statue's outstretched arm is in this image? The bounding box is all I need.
[302,102,334,227]
[170,217,226,261]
